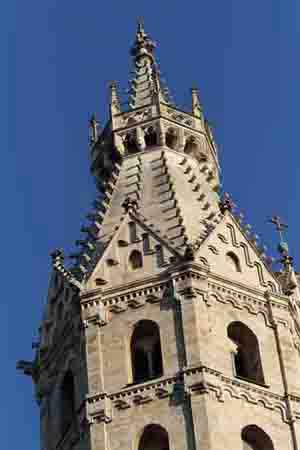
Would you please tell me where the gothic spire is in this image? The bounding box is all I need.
[128,20,169,109]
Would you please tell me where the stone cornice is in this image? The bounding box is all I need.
[208,272,287,307]
[184,364,292,422]
[78,265,292,331]
[80,262,208,302]
[79,364,300,425]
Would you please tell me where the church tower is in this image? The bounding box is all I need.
[18,22,300,450]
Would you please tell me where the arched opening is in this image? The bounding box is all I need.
[228,322,265,385]
[184,137,198,155]
[165,128,178,150]
[129,250,143,271]
[144,127,157,147]
[242,425,274,450]
[138,424,170,450]
[226,251,242,273]
[131,320,163,383]
[60,371,76,435]
[124,134,139,155]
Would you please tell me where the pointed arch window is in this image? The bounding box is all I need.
[60,371,76,435]
[138,424,170,450]
[242,425,274,450]
[144,127,157,147]
[228,322,265,385]
[184,137,198,155]
[226,251,242,273]
[166,128,178,150]
[131,320,163,383]
[129,250,143,271]
[124,134,139,155]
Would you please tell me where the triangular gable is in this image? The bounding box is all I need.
[198,213,281,293]
[85,212,182,290]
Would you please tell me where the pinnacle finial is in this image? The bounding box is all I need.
[267,214,297,295]
[268,215,289,256]
[219,192,235,214]
[109,80,121,117]
[191,86,203,119]
[131,20,156,62]
[89,113,99,143]
[137,17,145,34]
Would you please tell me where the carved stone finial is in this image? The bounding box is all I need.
[109,81,121,117]
[131,20,156,62]
[268,216,298,295]
[89,114,99,144]
[279,254,298,296]
[219,192,234,214]
[122,197,139,213]
[50,249,64,265]
[191,87,203,119]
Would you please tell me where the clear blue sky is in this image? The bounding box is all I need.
[3,1,300,448]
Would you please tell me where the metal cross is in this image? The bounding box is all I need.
[269,215,288,242]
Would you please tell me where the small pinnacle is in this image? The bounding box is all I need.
[50,249,64,261]
[109,80,117,89]
[191,86,203,119]
[219,192,234,215]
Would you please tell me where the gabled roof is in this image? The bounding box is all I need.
[197,212,281,293]
[84,208,183,290]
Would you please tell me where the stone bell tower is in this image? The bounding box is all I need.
[18,22,300,450]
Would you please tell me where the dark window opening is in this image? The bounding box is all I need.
[144,127,157,147]
[184,138,198,155]
[228,322,265,385]
[129,250,143,271]
[138,424,170,450]
[124,135,139,155]
[226,251,242,273]
[242,425,274,450]
[166,129,178,150]
[131,320,163,383]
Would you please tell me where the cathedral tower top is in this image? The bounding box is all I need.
[17,22,300,450]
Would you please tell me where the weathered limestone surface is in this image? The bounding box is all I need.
[18,22,300,450]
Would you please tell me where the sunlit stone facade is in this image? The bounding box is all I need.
[18,23,300,450]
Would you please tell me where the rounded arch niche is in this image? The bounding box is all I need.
[131,320,163,383]
[228,321,265,385]
[241,424,274,450]
[138,424,170,450]
[165,128,178,150]
[129,250,143,271]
